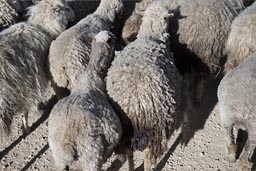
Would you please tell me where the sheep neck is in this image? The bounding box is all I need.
[73,69,106,93]
[73,43,113,92]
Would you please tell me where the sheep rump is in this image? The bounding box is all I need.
[107,39,181,157]
[218,51,256,171]
[48,90,122,171]
[48,30,122,171]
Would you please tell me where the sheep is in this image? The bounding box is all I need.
[0,0,21,30]
[224,1,256,73]
[217,51,256,171]
[48,31,123,171]
[121,0,244,104]
[0,0,71,146]
[168,0,244,105]
[48,0,123,95]
[121,0,177,45]
[106,1,181,170]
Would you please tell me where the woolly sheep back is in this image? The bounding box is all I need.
[48,31,122,171]
[0,0,19,30]
[218,51,256,171]
[107,1,181,170]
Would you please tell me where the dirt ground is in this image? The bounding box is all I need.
[0,77,251,171]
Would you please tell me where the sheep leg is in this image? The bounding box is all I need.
[143,147,151,171]
[126,148,135,171]
[151,155,157,171]
[224,125,236,162]
[239,132,256,171]
[21,112,31,134]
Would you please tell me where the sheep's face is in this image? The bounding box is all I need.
[28,0,73,38]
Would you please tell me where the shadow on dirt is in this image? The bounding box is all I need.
[0,95,58,161]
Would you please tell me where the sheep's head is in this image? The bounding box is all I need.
[122,14,142,44]
[28,0,74,38]
[137,0,174,40]
[88,31,116,77]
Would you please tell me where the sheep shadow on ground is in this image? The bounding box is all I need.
[180,74,222,145]
[0,95,58,161]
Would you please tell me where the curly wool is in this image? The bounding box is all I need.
[224,1,256,73]
[0,0,19,30]
[49,0,123,91]
[48,31,121,171]
[218,51,256,170]
[107,0,181,160]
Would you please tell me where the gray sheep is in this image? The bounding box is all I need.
[169,0,244,105]
[0,0,21,30]
[121,0,244,105]
[106,1,181,170]
[48,31,122,171]
[224,1,256,73]
[218,51,256,171]
[0,0,71,146]
[48,0,123,93]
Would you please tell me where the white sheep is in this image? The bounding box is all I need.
[0,0,71,146]
[218,51,256,171]
[106,1,181,170]
[224,1,256,73]
[48,0,123,94]
[48,31,123,171]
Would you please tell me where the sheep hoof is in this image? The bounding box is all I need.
[226,143,236,163]
[239,159,249,171]
[21,124,31,135]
